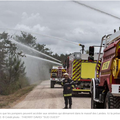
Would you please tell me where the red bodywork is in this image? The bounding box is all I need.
[99,40,120,92]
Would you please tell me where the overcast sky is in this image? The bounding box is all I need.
[0,1,120,54]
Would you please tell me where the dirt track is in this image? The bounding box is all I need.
[12,80,91,109]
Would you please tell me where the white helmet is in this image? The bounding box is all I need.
[63,73,69,76]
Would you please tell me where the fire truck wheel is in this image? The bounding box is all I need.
[51,81,54,88]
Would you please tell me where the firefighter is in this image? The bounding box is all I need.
[61,73,75,109]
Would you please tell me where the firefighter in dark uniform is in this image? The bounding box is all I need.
[61,73,75,109]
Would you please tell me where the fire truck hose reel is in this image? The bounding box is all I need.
[112,58,120,79]
[112,59,117,77]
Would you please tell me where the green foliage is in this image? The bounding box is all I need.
[34,43,53,56]
[34,43,46,52]
[16,31,36,47]
[0,32,27,95]
[0,84,35,108]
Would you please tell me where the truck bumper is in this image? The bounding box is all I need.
[112,84,120,96]
[51,80,62,85]
[55,81,62,85]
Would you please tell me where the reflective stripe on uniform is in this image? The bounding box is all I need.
[72,89,90,92]
[64,93,72,97]
[72,85,74,88]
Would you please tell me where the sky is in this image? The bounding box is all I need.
[0,1,120,55]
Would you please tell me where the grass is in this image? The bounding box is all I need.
[0,84,36,108]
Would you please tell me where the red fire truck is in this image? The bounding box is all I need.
[91,29,120,108]
[50,66,66,88]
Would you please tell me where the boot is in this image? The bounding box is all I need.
[63,105,68,109]
[69,105,72,109]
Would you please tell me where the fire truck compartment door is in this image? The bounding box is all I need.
[81,62,96,79]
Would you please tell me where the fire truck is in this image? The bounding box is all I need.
[91,29,120,109]
[64,49,101,95]
[50,66,66,88]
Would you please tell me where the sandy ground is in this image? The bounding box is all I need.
[12,80,91,109]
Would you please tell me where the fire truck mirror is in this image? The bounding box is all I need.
[63,60,67,68]
[67,62,69,69]
[89,46,94,56]
[67,57,69,69]
[63,63,66,68]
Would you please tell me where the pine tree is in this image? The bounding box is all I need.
[0,32,26,95]
[15,31,36,47]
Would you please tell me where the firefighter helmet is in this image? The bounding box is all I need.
[64,73,69,76]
